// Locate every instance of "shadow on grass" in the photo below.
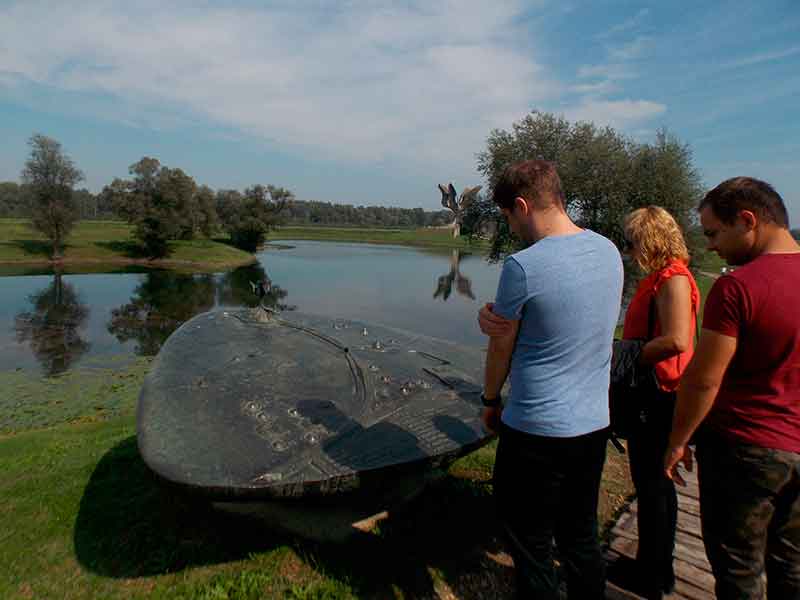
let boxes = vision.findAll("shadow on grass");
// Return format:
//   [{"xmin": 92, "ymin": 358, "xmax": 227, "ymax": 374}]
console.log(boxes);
[
  {"xmin": 94, "ymin": 240, "xmax": 150, "ymax": 259},
  {"xmin": 74, "ymin": 436, "xmax": 291, "ymax": 578},
  {"xmin": 75, "ymin": 436, "xmax": 515, "ymax": 598},
  {"xmin": 12, "ymin": 239, "xmax": 54, "ymax": 257},
  {"xmin": 298, "ymin": 475, "xmax": 516, "ymax": 599}
]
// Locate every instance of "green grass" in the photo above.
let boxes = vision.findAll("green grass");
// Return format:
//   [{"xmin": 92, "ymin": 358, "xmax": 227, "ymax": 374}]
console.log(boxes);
[
  {"xmin": 0, "ymin": 219, "xmax": 255, "ymax": 272},
  {"xmin": 268, "ymin": 226, "xmax": 487, "ymax": 250},
  {"xmin": 0, "ymin": 360, "xmax": 631, "ymax": 600}
]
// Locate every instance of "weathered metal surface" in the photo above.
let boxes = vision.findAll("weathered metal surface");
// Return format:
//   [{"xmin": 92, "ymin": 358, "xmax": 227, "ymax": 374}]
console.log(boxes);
[{"xmin": 137, "ymin": 308, "xmax": 489, "ymax": 500}]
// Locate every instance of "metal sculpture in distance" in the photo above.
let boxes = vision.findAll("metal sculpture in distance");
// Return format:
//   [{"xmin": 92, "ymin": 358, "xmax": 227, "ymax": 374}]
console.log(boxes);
[
  {"xmin": 137, "ymin": 306, "xmax": 491, "ymax": 504},
  {"xmin": 437, "ymin": 182, "xmax": 482, "ymax": 238}
]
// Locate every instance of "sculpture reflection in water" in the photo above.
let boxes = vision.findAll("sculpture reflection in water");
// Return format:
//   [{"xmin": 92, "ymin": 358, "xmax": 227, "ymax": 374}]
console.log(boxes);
[
  {"xmin": 14, "ymin": 272, "xmax": 90, "ymax": 375},
  {"xmin": 433, "ymin": 249, "xmax": 475, "ymax": 301},
  {"xmin": 217, "ymin": 264, "xmax": 292, "ymax": 312},
  {"xmin": 108, "ymin": 265, "xmax": 290, "ymax": 356}
]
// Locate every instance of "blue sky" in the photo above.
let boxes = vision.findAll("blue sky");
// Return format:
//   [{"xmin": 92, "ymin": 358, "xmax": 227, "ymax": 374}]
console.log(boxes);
[{"xmin": 1, "ymin": 1, "xmax": 798, "ymax": 224}]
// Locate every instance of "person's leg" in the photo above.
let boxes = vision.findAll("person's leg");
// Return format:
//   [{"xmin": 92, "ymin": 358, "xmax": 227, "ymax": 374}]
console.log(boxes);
[
  {"xmin": 493, "ymin": 424, "xmax": 562, "ymax": 600},
  {"xmin": 554, "ymin": 428, "xmax": 608, "ymax": 599},
  {"xmin": 626, "ymin": 400, "xmax": 677, "ymax": 598},
  {"xmin": 765, "ymin": 450, "xmax": 800, "ymax": 599},
  {"xmin": 696, "ymin": 435, "xmax": 797, "ymax": 599}
]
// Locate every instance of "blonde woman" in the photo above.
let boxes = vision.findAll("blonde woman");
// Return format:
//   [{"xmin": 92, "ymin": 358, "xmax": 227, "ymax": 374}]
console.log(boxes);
[{"xmin": 621, "ymin": 206, "xmax": 700, "ymax": 599}]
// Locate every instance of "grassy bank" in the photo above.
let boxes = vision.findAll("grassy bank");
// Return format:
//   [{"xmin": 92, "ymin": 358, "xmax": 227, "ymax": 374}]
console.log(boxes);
[
  {"xmin": 0, "ymin": 360, "xmax": 632, "ymax": 600},
  {"xmin": 267, "ymin": 226, "xmax": 487, "ymax": 250},
  {"xmin": 0, "ymin": 219, "xmax": 255, "ymax": 273}
]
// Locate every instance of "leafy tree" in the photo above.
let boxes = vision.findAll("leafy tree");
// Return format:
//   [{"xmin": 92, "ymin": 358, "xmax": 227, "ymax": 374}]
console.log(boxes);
[
  {"xmin": 792, "ymin": 228, "xmax": 800, "ymax": 241},
  {"xmin": 476, "ymin": 111, "xmax": 704, "ymax": 259},
  {"xmin": 195, "ymin": 185, "xmax": 219, "ymax": 237},
  {"xmin": 221, "ymin": 184, "xmax": 293, "ymax": 251},
  {"xmin": 103, "ymin": 158, "xmax": 202, "ymax": 257},
  {"xmin": 0, "ymin": 182, "xmax": 33, "ymax": 217},
  {"xmin": 20, "ymin": 134, "xmax": 84, "ymax": 258}
]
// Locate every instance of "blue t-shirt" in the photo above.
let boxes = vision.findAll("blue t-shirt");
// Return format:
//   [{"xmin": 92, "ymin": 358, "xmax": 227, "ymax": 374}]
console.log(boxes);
[{"xmin": 493, "ymin": 229, "xmax": 623, "ymax": 437}]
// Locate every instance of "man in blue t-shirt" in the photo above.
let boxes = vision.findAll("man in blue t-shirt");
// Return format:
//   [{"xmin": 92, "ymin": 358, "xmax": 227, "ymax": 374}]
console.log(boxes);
[{"xmin": 478, "ymin": 160, "xmax": 623, "ymax": 599}]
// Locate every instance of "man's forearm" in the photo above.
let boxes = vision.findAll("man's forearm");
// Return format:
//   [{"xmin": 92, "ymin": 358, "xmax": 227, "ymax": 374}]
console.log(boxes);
[
  {"xmin": 669, "ymin": 379, "xmax": 719, "ymax": 448},
  {"xmin": 484, "ymin": 336, "xmax": 514, "ymax": 398}
]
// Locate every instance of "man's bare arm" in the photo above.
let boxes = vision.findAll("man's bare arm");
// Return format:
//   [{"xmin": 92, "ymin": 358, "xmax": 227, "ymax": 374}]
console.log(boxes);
[
  {"xmin": 483, "ymin": 320, "xmax": 520, "ymax": 399},
  {"xmin": 481, "ymin": 319, "xmax": 519, "ymax": 433},
  {"xmin": 665, "ymin": 328, "xmax": 737, "ymax": 483}
]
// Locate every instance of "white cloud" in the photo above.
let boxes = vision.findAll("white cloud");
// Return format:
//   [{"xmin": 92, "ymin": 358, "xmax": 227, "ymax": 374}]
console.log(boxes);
[
  {"xmin": 722, "ymin": 46, "xmax": 800, "ymax": 69},
  {"xmin": 608, "ymin": 36, "xmax": 650, "ymax": 61},
  {"xmin": 563, "ymin": 99, "xmax": 666, "ymax": 129},
  {"xmin": 577, "ymin": 63, "xmax": 636, "ymax": 81},
  {"xmin": 0, "ymin": 0, "xmax": 554, "ymax": 175},
  {"xmin": 597, "ymin": 8, "xmax": 649, "ymax": 39}
]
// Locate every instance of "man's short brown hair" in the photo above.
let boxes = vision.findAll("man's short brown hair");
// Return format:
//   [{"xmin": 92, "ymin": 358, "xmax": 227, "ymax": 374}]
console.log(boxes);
[
  {"xmin": 700, "ymin": 177, "xmax": 789, "ymax": 228},
  {"xmin": 492, "ymin": 160, "xmax": 566, "ymax": 210}
]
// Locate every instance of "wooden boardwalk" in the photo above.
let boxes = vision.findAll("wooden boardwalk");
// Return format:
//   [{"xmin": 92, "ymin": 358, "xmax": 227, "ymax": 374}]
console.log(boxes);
[{"xmin": 605, "ymin": 466, "xmax": 716, "ymax": 599}]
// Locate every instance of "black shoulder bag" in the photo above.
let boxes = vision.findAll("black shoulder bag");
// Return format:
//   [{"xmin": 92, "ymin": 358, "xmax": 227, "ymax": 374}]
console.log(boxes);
[{"xmin": 609, "ymin": 297, "xmax": 659, "ymax": 448}]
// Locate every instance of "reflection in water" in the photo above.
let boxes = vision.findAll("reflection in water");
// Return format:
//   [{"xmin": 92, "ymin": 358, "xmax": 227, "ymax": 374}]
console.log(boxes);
[
  {"xmin": 433, "ymin": 250, "xmax": 475, "ymax": 301},
  {"xmin": 14, "ymin": 273, "xmax": 90, "ymax": 375},
  {"xmin": 107, "ymin": 272, "xmax": 217, "ymax": 356},
  {"xmin": 216, "ymin": 264, "xmax": 291, "ymax": 312},
  {"xmin": 107, "ymin": 266, "xmax": 291, "ymax": 356}
]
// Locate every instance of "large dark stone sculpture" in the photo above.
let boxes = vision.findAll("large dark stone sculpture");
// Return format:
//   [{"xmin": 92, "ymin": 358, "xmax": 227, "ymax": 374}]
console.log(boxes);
[{"xmin": 137, "ymin": 308, "xmax": 491, "ymax": 501}]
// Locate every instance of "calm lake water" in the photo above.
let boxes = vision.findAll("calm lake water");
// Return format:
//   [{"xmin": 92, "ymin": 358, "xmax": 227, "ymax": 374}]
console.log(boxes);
[{"xmin": 0, "ymin": 241, "xmax": 503, "ymax": 375}]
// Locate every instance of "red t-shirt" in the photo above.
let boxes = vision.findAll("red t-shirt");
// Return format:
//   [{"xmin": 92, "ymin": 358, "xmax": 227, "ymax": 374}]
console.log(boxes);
[
  {"xmin": 623, "ymin": 260, "xmax": 700, "ymax": 392},
  {"xmin": 703, "ymin": 253, "xmax": 800, "ymax": 452}
]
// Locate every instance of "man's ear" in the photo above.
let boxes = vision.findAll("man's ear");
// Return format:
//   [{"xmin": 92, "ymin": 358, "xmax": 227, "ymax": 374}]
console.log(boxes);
[
  {"xmin": 514, "ymin": 196, "xmax": 529, "ymax": 214},
  {"xmin": 737, "ymin": 209, "xmax": 757, "ymax": 231}
]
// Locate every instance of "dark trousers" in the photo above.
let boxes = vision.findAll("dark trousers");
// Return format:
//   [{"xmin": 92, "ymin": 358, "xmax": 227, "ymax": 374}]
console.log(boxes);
[
  {"xmin": 493, "ymin": 422, "xmax": 608, "ymax": 599},
  {"xmin": 627, "ymin": 392, "xmax": 677, "ymax": 599},
  {"xmin": 696, "ymin": 432, "xmax": 800, "ymax": 600}
]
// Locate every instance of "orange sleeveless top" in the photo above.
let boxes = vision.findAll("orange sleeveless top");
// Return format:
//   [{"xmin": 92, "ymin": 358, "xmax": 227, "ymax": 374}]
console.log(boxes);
[{"xmin": 622, "ymin": 260, "xmax": 700, "ymax": 392}]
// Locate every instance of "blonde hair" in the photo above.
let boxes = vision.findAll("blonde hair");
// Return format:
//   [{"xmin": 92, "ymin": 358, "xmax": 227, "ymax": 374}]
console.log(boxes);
[{"xmin": 624, "ymin": 206, "xmax": 690, "ymax": 272}]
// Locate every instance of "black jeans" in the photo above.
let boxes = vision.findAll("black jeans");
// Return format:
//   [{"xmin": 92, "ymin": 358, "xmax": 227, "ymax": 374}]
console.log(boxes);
[
  {"xmin": 697, "ymin": 431, "xmax": 800, "ymax": 600},
  {"xmin": 493, "ymin": 422, "xmax": 608, "ymax": 599},
  {"xmin": 626, "ymin": 391, "xmax": 677, "ymax": 599}
]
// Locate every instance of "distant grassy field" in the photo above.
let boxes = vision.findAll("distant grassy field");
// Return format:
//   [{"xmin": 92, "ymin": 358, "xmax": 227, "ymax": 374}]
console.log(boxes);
[
  {"xmin": 0, "ymin": 220, "xmax": 484, "ymax": 272},
  {"xmin": 0, "ymin": 219, "xmax": 254, "ymax": 272},
  {"xmin": 268, "ymin": 225, "xmax": 487, "ymax": 250}
]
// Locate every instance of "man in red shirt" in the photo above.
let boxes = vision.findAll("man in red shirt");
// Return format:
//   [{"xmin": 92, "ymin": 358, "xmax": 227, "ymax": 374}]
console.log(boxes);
[{"xmin": 665, "ymin": 177, "xmax": 800, "ymax": 599}]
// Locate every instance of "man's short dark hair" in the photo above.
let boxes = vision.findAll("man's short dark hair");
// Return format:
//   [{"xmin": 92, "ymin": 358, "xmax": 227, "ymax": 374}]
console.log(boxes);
[
  {"xmin": 700, "ymin": 177, "xmax": 789, "ymax": 228},
  {"xmin": 492, "ymin": 160, "xmax": 566, "ymax": 211}
]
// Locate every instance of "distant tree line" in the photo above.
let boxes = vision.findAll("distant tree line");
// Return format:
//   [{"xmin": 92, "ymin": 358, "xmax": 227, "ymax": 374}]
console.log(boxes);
[
  {"xmin": 3, "ymin": 134, "xmax": 454, "ymax": 259},
  {"xmin": 281, "ymin": 200, "xmax": 452, "ymax": 228}
]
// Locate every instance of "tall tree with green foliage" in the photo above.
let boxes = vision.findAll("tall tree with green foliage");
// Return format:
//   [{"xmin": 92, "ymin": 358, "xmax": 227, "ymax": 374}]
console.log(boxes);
[
  {"xmin": 20, "ymin": 134, "xmax": 84, "ymax": 258},
  {"xmin": 103, "ymin": 157, "xmax": 204, "ymax": 258},
  {"xmin": 220, "ymin": 185, "xmax": 293, "ymax": 251},
  {"xmin": 476, "ymin": 111, "xmax": 704, "ymax": 258}
]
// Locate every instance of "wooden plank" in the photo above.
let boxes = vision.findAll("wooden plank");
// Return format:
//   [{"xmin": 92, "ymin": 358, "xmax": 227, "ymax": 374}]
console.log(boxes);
[{"xmin": 674, "ymin": 560, "xmax": 716, "ymax": 595}]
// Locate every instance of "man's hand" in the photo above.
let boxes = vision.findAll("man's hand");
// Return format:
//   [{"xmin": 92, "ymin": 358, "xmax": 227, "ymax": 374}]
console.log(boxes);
[
  {"xmin": 478, "ymin": 303, "xmax": 513, "ymax": 337},
  {"xmin": 664, "ymin": 444, "xmax": 694, "ymax": 487},
  {"xmin": 481, "ymin": 406, "xmax": 503, "ymax": 434}
]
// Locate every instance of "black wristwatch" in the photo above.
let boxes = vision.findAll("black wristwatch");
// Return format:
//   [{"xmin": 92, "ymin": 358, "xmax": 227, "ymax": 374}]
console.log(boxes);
[{"xmin": 481, "ymin": 392, "xmax": 502, "ymax": 407}]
